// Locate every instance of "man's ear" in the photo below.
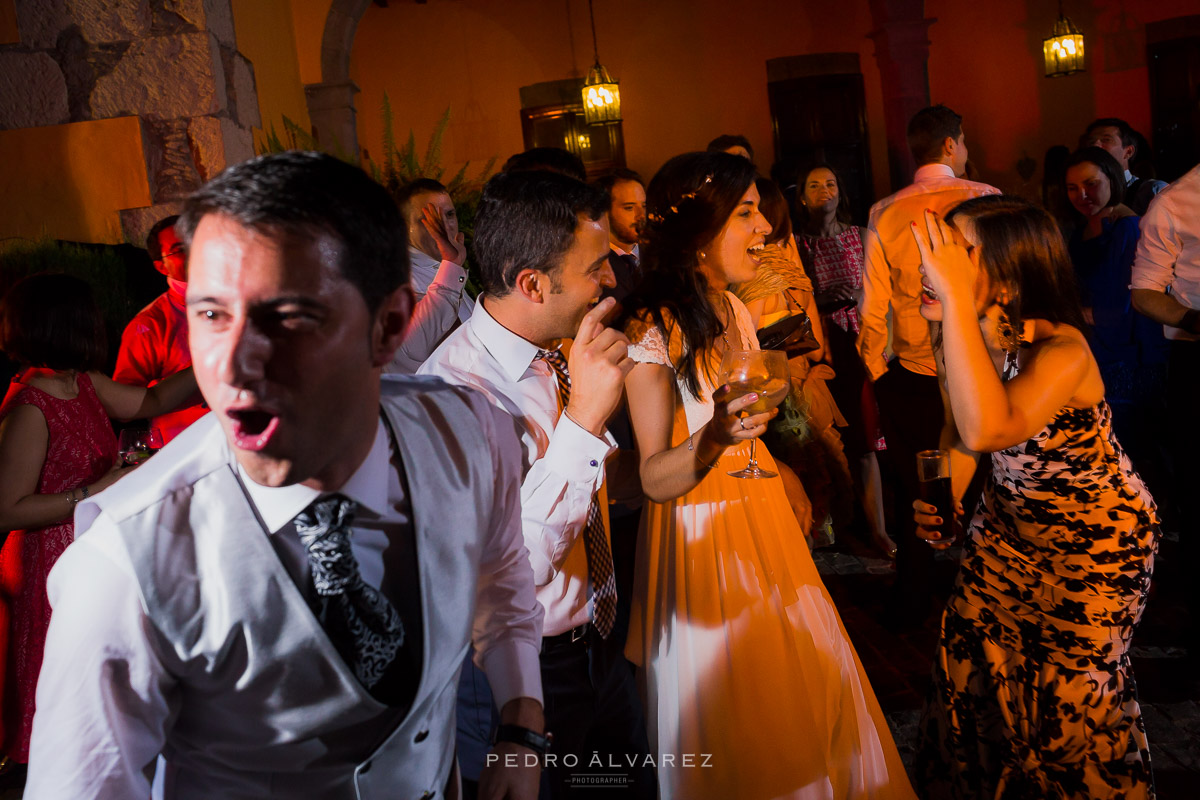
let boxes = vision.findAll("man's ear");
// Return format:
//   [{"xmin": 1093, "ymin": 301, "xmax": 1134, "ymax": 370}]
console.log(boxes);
[
  {"xmin": 513, "ymin": 268, "xmax": 548, "ymax": 304},
  {"xmin": 942, "ymin": 136, "xmax": 958, "ymax": 160},
  {"xmin": 370, "ymin": 285, "xmax": 415, "ymax": 368},
  {"xmin": 1122, "ymin": 144, "xmax": 1136, "ymax": 168}
]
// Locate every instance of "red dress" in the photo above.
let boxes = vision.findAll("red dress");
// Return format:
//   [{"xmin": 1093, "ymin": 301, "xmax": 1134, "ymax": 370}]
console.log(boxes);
[{"xmin": 0, "ymin": 373, "xmax": 116, "ymax": 761}]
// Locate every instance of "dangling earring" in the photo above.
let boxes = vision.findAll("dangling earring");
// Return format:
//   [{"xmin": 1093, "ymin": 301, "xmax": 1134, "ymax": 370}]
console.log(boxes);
[
  {"xmin": 698, "ymin": 251, "xmax": 707, "ymax": 261},
  {"xmin": 996, "ymin": 305, "xmax": 1020, "ymax": 356}
]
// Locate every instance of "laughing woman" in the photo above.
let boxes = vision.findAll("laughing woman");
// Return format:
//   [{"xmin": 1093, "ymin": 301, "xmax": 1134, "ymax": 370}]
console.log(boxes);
[
  {"xmin": 911, "ymin": 196, "xmax": 1159, "ymax": 799},
  {"xmin": 621, "ymin": 151, "xmax": 914, "ymax": 800}
]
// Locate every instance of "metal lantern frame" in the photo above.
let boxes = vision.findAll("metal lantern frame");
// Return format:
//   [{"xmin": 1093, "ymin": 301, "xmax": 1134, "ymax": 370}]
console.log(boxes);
[
  {"xmin": 1043, "ymin": 4, "xmax": 1085, "ymax": 77},
  {"xmin": 581, "ymin": 0, "xmax": 622, "ymax": 124}
]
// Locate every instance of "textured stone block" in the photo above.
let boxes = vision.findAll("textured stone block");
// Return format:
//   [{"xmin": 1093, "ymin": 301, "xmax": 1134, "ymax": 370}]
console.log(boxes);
[
  {"xmin": 162, "ymin": 0, "xmax": 234, "ymax": 45},
  {"xmin": 0, "ymin": 52, "xmax": 70, "ymax": 130},
  {"xmin": 144, "ymin": 117, "xmax": 202, "ymax": 201},
  {"xmin": 91, "ymin": 31, "xmax": 226, "ymax": 120},
  {"xmin": 14, "ymin": 0, "xmax": 151, "ymax": 49},
  {"xmin": 227, "ymin": 50, "xmax": 260, "ymax": 130},
  {"xmin": 120, "ymin": 201, "xmax": 184, "ymax": 248},
  {"xmin": 187, "ymin": 115, "xmax": 253, "ymax": 183}
]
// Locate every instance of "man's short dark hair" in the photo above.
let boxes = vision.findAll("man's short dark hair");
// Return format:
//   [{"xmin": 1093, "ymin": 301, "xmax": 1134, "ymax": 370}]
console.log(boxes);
[
  {"xmin": 706, "ymin": 134, "xmax": 754, "ymax": 162},
  {"xmin": 502, "ymin": 148, "xmax": 588, "ymax": 182},
  {"xmin": 178, "ymin": 152, "xmax": 407, "ymax": 314},
  {"xmin": 593, "ymin": 168, "xmax": 644, "ymax": 198},
  {"xmin": 907, "ymin": 105, "xmax": 963, "ymax": 166},
  {"xmin": 0, "ymin": 273, "xmax": 107, "ymax": 371},
  {"xmin": 1085, "ymin": 117, "xmax": 1137, "ymax": 155},
  {"xmin": 146, "ymin": 214, "xmax": 180, "ymax": 261},
  {"xmin": 395, "ymin": 178, "xmax": 449, "ymax": 220},
  {"xmin": 474, "ymin": 171, "xmax": 608, "ymax": 297}
]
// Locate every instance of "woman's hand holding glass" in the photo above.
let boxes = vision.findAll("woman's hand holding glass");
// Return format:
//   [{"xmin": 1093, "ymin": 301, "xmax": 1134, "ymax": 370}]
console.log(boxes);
[{"xmin": 913, "ymin": 497, "xmax": 966, "ymax": 550}]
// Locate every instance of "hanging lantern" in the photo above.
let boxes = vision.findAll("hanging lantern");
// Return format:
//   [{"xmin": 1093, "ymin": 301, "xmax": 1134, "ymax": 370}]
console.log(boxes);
[
  {"xmin": 581, "ymin": 0, "xmax": 622, "ymax": 125},
  {"xmin": 1043, "ymin": 2, "xmax": 1085, "ymax": 77}
]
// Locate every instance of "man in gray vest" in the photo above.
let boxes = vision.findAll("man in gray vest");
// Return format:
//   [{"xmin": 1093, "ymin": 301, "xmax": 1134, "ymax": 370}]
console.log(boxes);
[{"xmin": 25, "ymin": 152, "xmax": 545, "ymax": 799}]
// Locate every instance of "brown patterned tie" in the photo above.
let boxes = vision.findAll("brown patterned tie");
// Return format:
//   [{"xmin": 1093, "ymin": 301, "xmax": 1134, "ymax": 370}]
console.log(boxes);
[{"xmin": 538, "ymin": 348, "xmax": 617, "ymax": 638}]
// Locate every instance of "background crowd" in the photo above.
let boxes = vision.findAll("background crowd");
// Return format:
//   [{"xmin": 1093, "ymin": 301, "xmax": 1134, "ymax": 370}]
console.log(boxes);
[{"xmin": 0, "ymin": 98, "xmax": 1196, "ymax": 800}]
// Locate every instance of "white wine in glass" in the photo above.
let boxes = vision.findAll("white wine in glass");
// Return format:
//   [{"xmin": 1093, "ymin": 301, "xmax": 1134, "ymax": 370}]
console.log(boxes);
[{"xmin": 717, "ymin": 349, "xmax": 790, "ymax": 479}]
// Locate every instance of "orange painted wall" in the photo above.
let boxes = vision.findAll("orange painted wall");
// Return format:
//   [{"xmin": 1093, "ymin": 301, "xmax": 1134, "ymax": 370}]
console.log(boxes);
[
  {"xmin": 926, "ymin": 0, "xmax": 1198, "ymax": 194},
  {"xmin": 233, "ymin": 0, "xmax": 312, "ymax": 140},
  {"xmin": 349, "ymin": 0, "xmax": 892, "ymax": 199},
  {"xmin": 289, "ymin": 0, "xmax": 332, "ymax": 86},
  {"xmin": 0, "ymin": 117, "xmax": 151, "ymax": 244}
]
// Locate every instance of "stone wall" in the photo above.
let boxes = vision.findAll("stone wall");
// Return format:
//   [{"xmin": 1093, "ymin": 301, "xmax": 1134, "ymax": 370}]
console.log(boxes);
[{"xmin": 0, "ymin": 0, "xmax": 261, "ymax": 244}]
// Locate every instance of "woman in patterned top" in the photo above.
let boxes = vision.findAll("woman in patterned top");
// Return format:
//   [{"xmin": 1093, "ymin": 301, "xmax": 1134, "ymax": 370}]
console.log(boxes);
[
  {"xmin": 911, "ymin": 195, "xmax": 1159, "ymax": 799},
  {"xmin": 797, "ymin": 165, "xmax": 894, "ymax": 558}
]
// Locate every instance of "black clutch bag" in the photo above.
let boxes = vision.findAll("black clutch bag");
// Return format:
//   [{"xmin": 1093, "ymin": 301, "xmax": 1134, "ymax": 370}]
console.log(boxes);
[{"xmin": 756, "ymin": 311, "xmax": 819, "ymax": 355}]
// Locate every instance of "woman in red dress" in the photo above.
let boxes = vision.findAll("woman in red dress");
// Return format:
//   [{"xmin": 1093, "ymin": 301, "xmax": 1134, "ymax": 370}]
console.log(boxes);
[{"xmin": 0, "ymin": 274, "xmax": 196, "ymax": 765}]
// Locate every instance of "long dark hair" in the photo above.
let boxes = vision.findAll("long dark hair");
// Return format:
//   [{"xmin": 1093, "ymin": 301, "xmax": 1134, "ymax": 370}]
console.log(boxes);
[
  {"xmin": 0, "ymin": 273, "xmax": 107, "ymax": 371},
  {"xmin": 624, "ymin": 151, "xmax": 757, "ymax": 398},
  {"xmin": 945, "ymin": 195, "xmax": 1089, "ymax": 335},
  {"xmin": 1063, "ymin": 146, "xmax": 1127, "ymax": 214}
]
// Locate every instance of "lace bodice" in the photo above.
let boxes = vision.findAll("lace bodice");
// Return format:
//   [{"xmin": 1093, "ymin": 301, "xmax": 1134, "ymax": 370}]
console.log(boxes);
[{"xmin": 625, "ymin": 293, "xmax": 760, "ymax": 436}]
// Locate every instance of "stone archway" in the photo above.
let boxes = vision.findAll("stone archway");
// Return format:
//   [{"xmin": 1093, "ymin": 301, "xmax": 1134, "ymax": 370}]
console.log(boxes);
[{"xmin": 304, "ymin": 0, "xmax": 372, "ymax": 157}]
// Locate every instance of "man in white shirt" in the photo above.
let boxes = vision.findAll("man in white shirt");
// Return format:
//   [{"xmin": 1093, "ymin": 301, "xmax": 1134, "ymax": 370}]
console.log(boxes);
[
  {"xmin": 1083, "ymin": 118, "xmax": 1168, "ymax": 216},
  {"xmin": 1131, "ymin": 162, "xmax": 1200, "ymax": 657},
  {"xmin": 421, "ymin": 170, "xmax": 653, "ymax": 798},
  {"xmin": 26, "ymin": 152, "xmax": 545, "ymax": 800},
  {"xmin": 858, "ymin": 104, "xmax": 999, "ymax": 620},
  {"xmin": 388, "ymin": 178, "xmax": 474, "ymax": 373}
]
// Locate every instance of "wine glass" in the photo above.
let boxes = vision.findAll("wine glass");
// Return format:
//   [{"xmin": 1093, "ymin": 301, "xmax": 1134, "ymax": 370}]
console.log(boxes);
[
  {"xmin": 717, "ymin": 349, "xmax": 790, "ymax": 479},
  {"xmin": 118, "ymin": 427, "xmax": 164, "ymax": 465}
]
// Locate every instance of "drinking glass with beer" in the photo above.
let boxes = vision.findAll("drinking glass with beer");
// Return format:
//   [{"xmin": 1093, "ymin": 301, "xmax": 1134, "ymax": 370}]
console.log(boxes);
[{"xmin": 915, "ymin": 449, "xmax": 955, "ymax": 545}]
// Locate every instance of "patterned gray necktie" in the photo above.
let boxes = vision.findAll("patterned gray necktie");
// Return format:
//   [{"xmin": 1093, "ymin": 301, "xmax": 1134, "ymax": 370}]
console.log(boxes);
[
  {"xmin": 538, "ymin": 348, "xmax": 618, "ymax": 639},
  {"xmin": 294, "ymin": 495, "xmax": 404, "ymax": 690}
]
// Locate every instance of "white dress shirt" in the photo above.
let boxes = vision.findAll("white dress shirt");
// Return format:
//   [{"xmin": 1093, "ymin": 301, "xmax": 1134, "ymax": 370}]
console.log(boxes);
[
  {"xmin": 26, "ymin": 414, "xmax": 541, "ymax": 798},
  {"xmin": 388, "ymin": 251, "xmax": 475, "ymax": 374},
  {"xmin": 858, "ymin": 163, "xmax": 999, "ymax": 380},
  {"xmin": 1131, "ymin": 164, "xmax": 1200, "ymax": 341},
  {"xmin": 419, "ymin": 301, "xmax": 616, "ymax": 637}
]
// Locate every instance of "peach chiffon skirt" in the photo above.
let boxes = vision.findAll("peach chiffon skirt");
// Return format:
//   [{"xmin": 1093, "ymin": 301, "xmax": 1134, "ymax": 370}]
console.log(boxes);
[{"xmin": 627, "ymin": 438, "xmax": 915, "ymax": 799}]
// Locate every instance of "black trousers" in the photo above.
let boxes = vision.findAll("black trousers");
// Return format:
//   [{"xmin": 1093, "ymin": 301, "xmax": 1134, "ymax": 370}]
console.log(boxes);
[
  {"xmin": 873, "ymin": 360, "xmax": 945, "ymax": 608},
  {"xmin": 538, "ymin": 628, "xmax": 655, "ymax": 799},
  {"xmin": 1167, "ymin": 340, "xmax": 1200, "ymax": 646}
]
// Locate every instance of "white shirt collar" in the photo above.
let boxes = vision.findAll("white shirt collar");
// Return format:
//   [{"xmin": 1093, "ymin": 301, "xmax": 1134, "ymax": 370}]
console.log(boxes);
[
  {"xmin": 610, "ymin": 242, "xmax": 640, "ymax": 260},
  {"xmin": 1124, "ymin": 169, "xmax": 1135, "ymax": 184},
  {"xmin": 238, "ymin": 418, "xmax": 391, "ymax": 534},
  {"xmin": 468, "ymin": 299, "xmax": 549, "ymax": 383},
  {"xmin": 914, "ymin": 163, "xmax": 957, "ymax": 181}
]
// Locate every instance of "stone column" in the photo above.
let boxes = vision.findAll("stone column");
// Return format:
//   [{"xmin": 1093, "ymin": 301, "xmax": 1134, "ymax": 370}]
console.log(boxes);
[
  {"xmin": 2, "ymin": 0, "xmax": 262, "ymax": 245},
  {"xmin": 304, "ymin": 79, "xmax": 359, "ymax": 158},
  {"xmin": 868, "ymin": 0, "xmax": 935, "ymax": 193}
]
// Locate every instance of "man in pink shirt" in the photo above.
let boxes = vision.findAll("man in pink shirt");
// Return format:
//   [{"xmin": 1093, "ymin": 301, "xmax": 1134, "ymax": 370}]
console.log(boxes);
[
  {"xmin": 113, "ymin": 216, "xmax": 208, "ymax": 442},
  {"xmin": 858, "ymin": 105, "xmax": 998, "ymax": 620}
]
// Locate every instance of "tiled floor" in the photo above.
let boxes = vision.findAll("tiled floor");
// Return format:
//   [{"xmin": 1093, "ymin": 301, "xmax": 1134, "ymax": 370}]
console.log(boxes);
[{"xmin": 813, "ymin": 528, "xmax": 1200, "ymax": 797}]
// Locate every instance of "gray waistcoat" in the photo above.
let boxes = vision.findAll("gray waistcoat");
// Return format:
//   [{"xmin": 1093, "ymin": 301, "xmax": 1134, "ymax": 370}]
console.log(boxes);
[{"xmin": 109, "ymin": 379, "xmax": 496, "ymax": 799}]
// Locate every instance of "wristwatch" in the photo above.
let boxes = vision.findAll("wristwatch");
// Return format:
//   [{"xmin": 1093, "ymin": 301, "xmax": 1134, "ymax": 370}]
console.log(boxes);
[{"xmin": 493, "ymin": 724, "xmax": 553, "ymax": 755}]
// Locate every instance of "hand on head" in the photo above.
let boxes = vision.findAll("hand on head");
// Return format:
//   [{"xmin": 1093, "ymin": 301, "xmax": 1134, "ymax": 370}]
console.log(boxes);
[
  {"xmin": 420, "ymin": 202, "xmax": 467, "ymax": 265},
  {"xmin": 564, "ymin": 297, "xmax": 634, "ymax": 437},
  {"xmin": 911, "ymin": 209, "xmax": 979, "ymax": 305}
]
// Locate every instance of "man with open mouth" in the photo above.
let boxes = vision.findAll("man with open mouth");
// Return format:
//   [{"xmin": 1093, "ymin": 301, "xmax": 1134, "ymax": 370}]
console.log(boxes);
[{"xmin": 25, "ymin": 152, "xmax": 546, "ymax": 800}]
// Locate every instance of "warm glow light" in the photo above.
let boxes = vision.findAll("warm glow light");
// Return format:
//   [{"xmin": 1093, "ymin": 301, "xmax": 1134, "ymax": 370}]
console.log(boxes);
[
  {"xmin": 582, "ymin": 63, "xmax": 622, "ymax": 125},
  {"xmin": 1043, "ymin": 9, "xmax": 1085, "ymax": 77}
]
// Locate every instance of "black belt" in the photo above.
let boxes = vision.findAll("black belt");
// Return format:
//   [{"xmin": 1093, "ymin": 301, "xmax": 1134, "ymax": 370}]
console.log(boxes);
[{"xmin": 542, "ymin": 622, "xmax": 590, "ymax": 649}]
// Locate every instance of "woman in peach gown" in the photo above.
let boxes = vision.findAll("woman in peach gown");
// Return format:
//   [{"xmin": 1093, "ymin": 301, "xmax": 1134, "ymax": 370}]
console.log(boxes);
[{"xmin": 621, "ymin": 151, "xmax": 914, "ymax": 800}]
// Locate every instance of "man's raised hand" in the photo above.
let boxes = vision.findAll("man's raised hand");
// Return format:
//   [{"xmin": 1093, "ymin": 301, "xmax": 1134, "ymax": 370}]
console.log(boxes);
[{"xmin": 564, "ymin": 297, "xmax": 634, "ymax": 438}]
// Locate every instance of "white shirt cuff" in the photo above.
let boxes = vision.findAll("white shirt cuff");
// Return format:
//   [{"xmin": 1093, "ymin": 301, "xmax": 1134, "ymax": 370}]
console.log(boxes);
[
  {"xmin": 543, "ymin": 414, "xmax": 616, "ymax": 485},
  {"xmin": 479, "ymin": 639, "xmax": 544, "ymax": 709}
]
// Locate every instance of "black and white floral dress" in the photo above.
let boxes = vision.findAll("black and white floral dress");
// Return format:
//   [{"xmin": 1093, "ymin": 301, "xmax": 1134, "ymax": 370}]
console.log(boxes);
[{"xmin": 916, "ymin": 355, "xmax": 1160, "ymax": 799}]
